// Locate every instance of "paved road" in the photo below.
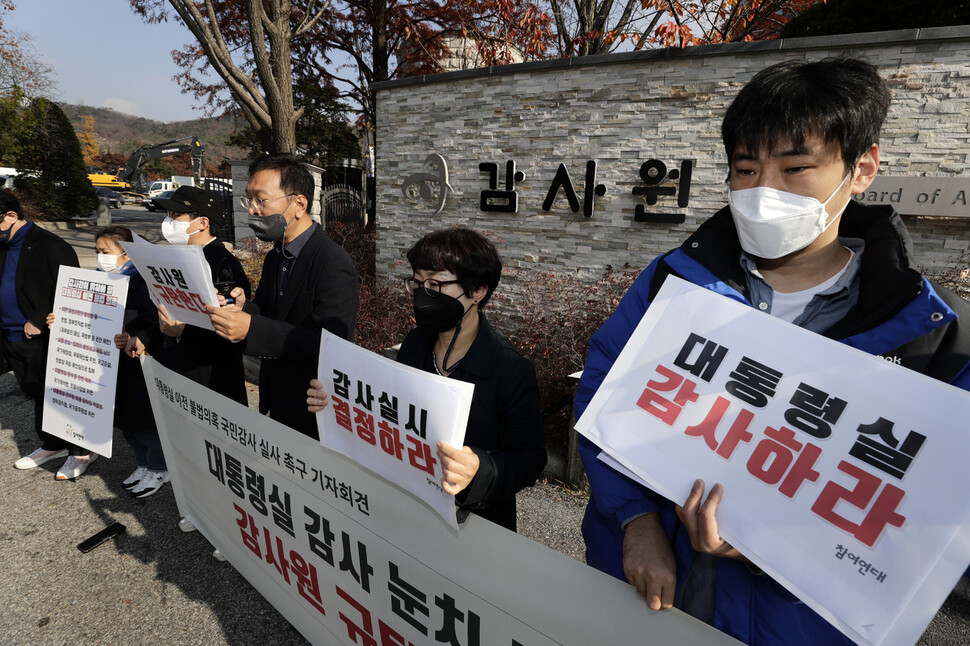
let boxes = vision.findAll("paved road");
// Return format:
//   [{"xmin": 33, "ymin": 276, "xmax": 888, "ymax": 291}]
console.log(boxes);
[
  {"xmin": 4, "ymin": 206, "xmax": 969, "ymax": 644},
  {"xmin": 43, "ymin": 207, "xmax": 168, "ymax": 270}
]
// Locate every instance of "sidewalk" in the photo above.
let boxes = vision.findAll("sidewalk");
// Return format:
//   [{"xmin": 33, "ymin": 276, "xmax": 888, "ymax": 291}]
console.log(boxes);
[{"xmin": 8, "ymin": 210, "xmax": 969, "ymax": 644}]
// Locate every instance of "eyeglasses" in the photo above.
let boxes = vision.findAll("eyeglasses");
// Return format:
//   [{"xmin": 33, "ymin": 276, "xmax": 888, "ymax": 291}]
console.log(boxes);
[
  {"xmin": 402, "ymin": 276, "xmax": 461, "ymax": 297},
  {"xmin": 238, "ymin": 194, "xmax": 295, "ymax": 212}
]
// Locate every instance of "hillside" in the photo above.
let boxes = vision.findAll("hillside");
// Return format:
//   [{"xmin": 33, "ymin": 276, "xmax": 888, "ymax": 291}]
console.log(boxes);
[{"xmin": 60, "ymin": 103, "xmax": 248, "ymax": 169}]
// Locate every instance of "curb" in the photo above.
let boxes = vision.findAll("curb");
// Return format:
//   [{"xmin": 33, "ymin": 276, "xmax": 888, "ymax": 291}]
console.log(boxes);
[{"xmin": 34, "ymin": 218, "xmax": 99, "ymax": 231}]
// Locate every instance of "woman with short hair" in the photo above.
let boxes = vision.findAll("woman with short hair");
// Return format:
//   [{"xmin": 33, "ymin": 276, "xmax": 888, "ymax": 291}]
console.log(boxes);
[{"xmin": 309, "ymin": 227, "xmax": 546, "ymax": 531}]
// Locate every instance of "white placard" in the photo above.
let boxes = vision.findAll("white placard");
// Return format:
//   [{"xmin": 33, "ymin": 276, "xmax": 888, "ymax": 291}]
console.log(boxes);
[
  {"xmin": 141, "ymin": 355, "xmax": 738, "ymax": 646},
  {"xmin": 317, "ymin": 330, "xmax": 472, "ymax": 530},
  {"xmin": 577, "ymin": 275, "xmax": 970, "ymax": 646},
  {"xmin": 122, "ymin": 241, "xmax": 217, "ymax": 330},
  {"xmin": 42, "ymin": 266, "xmax": 129, "ymax": 456}
]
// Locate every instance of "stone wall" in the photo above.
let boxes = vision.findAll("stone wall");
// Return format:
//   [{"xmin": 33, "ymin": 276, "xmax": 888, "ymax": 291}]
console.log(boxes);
[{"xmin": 373, "ymin": 27, "xmax": 970, "ymax": 283}]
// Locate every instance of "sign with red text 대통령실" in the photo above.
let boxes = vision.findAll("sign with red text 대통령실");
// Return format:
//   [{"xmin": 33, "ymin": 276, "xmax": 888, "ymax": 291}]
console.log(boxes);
[{"xmin": 576, "ymin": 275, "xmax": 970, "ymax": 646}]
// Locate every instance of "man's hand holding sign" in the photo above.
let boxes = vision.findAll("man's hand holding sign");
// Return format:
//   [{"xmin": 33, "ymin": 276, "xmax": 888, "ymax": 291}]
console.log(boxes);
[
  {"xmin": 206, "ymin": 286, "xmax": 251, "ymax": 342},
  {"xmin": 308, "ymin": 377, "xmax": 481, "ymax": 498},
  {"xmin": 575, "ymin": 58, "xmax": 970, "ymax": 646},
  {"xmin": 578, "ymin": 275, "xmax": 970, "ymax": 646}
]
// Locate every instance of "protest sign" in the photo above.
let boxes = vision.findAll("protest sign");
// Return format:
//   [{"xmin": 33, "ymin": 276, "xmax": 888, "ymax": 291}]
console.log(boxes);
[
  {"xmin": 317, "ymin": 330, "xmax": 472, "ymax": 529},
  {"xmin": 577, "ymin": 275, "xmax": 970, "ymax": 646},
  {"xmin": 42, "ymin": 266, "xmax": 129, "ymax": 456},
  {"xmin": 141, "ymin": 355, "xmax": 736, "ymax": 646},
  {"xmin": 122, "ymin": 241, "xmax": 216, "ymax": 330}
]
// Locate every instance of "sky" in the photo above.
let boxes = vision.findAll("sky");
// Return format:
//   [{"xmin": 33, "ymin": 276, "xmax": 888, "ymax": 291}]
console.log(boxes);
[{"xmin": 8, "ymin": 1, "xmax": 209, "ymax": 123}]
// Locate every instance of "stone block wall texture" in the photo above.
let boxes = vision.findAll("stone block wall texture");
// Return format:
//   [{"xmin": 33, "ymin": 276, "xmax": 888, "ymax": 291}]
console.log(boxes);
[{"xmin": 374, "ymin": 28, "xmax": 970, "ymax": 288}]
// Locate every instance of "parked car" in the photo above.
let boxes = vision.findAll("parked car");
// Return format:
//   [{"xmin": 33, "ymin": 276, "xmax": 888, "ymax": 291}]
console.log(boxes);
[
  {"xmin": 143, "ymin": 190, "xmax": 177, "ymax": 211},
  {"xmin": 95, "ymin": 186, "xmax": 125, "ymax": 209}
]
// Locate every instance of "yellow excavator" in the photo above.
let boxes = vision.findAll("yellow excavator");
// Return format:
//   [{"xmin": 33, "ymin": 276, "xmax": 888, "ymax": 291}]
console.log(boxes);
[{"xmin": 87, "ymin": 136, "xmax": 205, "ymax": 194}]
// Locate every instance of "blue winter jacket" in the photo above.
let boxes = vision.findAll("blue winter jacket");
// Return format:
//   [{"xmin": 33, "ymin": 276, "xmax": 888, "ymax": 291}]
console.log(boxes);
[{"xmin": 575, "ymin": 202, "xmax": 970, "ymax": 646}]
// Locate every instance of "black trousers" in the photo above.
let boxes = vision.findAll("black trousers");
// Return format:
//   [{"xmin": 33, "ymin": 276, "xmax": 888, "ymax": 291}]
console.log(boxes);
[{"xmin": 2, "ymin": 332, "xmax": 87, "ymax": 456}]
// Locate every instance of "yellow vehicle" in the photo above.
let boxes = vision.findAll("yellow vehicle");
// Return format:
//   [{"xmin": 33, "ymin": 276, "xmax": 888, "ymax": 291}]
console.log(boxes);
[{"xmin": 87, "ymin": 171, "xmax": 131, "ymax": 190}]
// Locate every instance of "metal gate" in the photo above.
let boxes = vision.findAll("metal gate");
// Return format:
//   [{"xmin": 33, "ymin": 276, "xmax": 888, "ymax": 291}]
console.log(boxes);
[
  {"xmin": 321, "ymin": 160, "xmax": 366, "ymax": 226},
  {"xmin": 203, "ymin": 177, "xmax": 235, "ymax": 243},
  {"xmin": 322, "ymin": 185, "xmax": 365, "ymax": 226}
]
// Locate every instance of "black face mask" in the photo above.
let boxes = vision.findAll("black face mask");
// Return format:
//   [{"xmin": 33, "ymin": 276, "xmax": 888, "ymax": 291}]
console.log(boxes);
[
  {"xmin": 0, "ymin": 223, "xmax": 13, "ymax": 245},
  {"xmin": 248, "ymin": 211, "xmax": 288, "ymax": 242},
  {"xmin": 412, "ymin": 289, "xmax": 466, "ymax": 334}
]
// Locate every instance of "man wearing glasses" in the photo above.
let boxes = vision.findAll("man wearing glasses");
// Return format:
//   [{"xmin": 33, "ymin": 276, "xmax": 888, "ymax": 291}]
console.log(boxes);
[{"xmin": 208, "ymin": 154, "xmax": 359, "ymax": 439}]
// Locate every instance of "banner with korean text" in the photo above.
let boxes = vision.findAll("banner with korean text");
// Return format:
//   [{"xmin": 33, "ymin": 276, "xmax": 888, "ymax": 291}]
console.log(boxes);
[
  {"xmin": 141, "ymin": 356, "xmax": 737, "ymax": 646},
  {"xmin": 122, "ymin": 241, "xmax": 216, "ymax": 330},
  {"xmin": 42, "ymin": 266, "xmax": 129, "ymax": 457},
  {"xmin": 576, "ymin": 275, "xmax": 970, "ymax": 646},
  {"xmin": 317, "ymin": 330, "xmax": 472, "ymax": 530}
]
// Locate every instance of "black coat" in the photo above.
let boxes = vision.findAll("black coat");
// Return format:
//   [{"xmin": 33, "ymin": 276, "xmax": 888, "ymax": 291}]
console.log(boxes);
[
  {"xmin": 396, "ymin": 314, "xmax": 546, "ymax": 531},
  {"xmin": 0, "ymin": 223, "xmax": 79, "ymax": 375},
  {"xmin": 169, "ymin": 240, "xmax": 251, "ymax": 405},
  {"xmin": 115, "ymin": 270, "xmax": 162, "ymax": 431},
  {"xmin": 244, "ymin": 225, "xmax": 359, "ymax": 437}
]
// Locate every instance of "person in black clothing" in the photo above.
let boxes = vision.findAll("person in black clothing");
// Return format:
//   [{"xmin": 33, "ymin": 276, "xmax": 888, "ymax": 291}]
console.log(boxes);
[
  {"xmin": 208, "ymin": 155, "xmax": 359, "ymax": 439},
  {"xmin": 89, "ymin": 226, "xmax": 170, "ymax": 498},
  {"xmin": 308, "ymin": 227, "xmax": 546, "ymax": 531},
  {"xmin": 3, "ymin": 192, "xmax": 93, "ymax": 480},
  {"xmin": 153, "ymin": 186, "xmax": 251, "ymax": 405}
]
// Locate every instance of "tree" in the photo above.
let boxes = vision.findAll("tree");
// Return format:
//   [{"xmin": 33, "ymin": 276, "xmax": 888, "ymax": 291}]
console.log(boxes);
[
  {"xmin": 0, "ymin": 85, "xmax": 26, "ymax": 164},
  {"xmin": 296, "ymin": 0, "xmax": 553, "ymax": 129},
  {"xmin": 781, "ymin": 0, "xmax": 970, "ymax": 38},
  {"xmin": 13, "ymin": 98, "xmax": 97, "ymax": 220},
  {"xmin": 78, "ymin": 115, "xmax": 99, "ymax": 167},
  {"xmin": 91, "ymin": 150, "xmax": 129, "ymax": 175},
  {"xmin": 134, "ymin": 0, "xmax": 552, "ymax": 136},
  {"xmin": 229, "ymin": 79, "xmax": 361, "ymax": 168},
  {"xmin": 547, "ymin": 0, "xmax": 665, "ymax": 56},
  {"xmin": 131, "ymin": 0, "xmax": 332, "ymax": 154},
  {"xmin": 0, "ymin": 2, "xmax": 58, "ymax": 98},
  {"xmin": 546, "ymin": 0, "xmax": 823, "ymax": 56}
]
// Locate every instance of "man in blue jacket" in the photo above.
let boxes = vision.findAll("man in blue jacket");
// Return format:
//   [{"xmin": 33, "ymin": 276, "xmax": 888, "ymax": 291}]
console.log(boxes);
[{"xmin": 576, "ymin": 58, "xmax": 970, "ymax": 645}]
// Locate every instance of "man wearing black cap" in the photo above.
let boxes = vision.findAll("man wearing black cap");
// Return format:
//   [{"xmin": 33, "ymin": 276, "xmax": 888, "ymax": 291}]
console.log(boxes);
[{"xmin": 153, "ymin": 186, "xmax": 251, "ymax": 405}]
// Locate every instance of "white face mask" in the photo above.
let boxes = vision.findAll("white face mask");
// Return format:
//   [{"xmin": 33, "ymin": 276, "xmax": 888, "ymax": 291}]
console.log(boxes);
[
  {"xmin": 728, "ymin": 174, "xmax": 852, "ymax": 259},
  {"xmin": 161, "ymin": 216, "xmax": 200, "ymax": 246},
  {"xmin": 97, "ymin": 254, "xmax": 120, "ymax": 273}
]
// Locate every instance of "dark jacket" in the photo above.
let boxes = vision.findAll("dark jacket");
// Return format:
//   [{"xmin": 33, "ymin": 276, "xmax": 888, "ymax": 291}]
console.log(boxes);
[
  {"xmin": 115, "ymin": 269, "xmax": 163, "ymax": 431},
  {"xmin": 0, "ymin": 223, "xmax": 79, "ymax": 374},
  {"xmin": 397, "ymin": 314, "xmax": 546, "ymax": 531},
  {"xmin": 575, "ymin": 202, "xmax": 970, "ymax": 646},
  {"xmin": 244, "ymin": 225, "xmax": 359, "ymax": 438},
  {"xmin": 170, "ymin": 239, "xmax": 251, "ymax": 405}
]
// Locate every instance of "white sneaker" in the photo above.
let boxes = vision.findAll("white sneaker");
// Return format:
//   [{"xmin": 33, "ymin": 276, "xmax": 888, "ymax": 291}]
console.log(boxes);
[
  {"xmin": 212, "ymin": 549, "xmax": 227, "ymax": 562},
  {"xmin": 14, "ymin": 448, "xmax": 68, "ymax": 469},
  {"xmin": 178, "ymin": 517, "xmax": 197, "ymax": 533},
  {"xmin": 55, "ymin": 454, "xmax": 98, "ymax": 480},
  {"xmin": 122, "ymin": 466, "xmax": 150, "ymax": 490},
  {"xmin": 131, "ymin": 470, "xmax": 169, "ymax": 499}
]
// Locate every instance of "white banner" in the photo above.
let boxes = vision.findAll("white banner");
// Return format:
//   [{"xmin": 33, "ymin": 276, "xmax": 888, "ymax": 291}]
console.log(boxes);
[
  {"xmin": 577, "ymin": 275, "xmax": 970, "ymax": 646},
  {"xmin": 141, "ymin": 355, "xmax": 737, "ymax": 646},
  {"xmin": 122, "ymin": 241, "xmax": 216, "ymax": 330},
  {"xmin": 42, "ymin": 266, "xmax": 129, "ymax": 457},
  {"xmin": 318, "ymin": 330, "xmax": 472, "ymax": 530}
]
